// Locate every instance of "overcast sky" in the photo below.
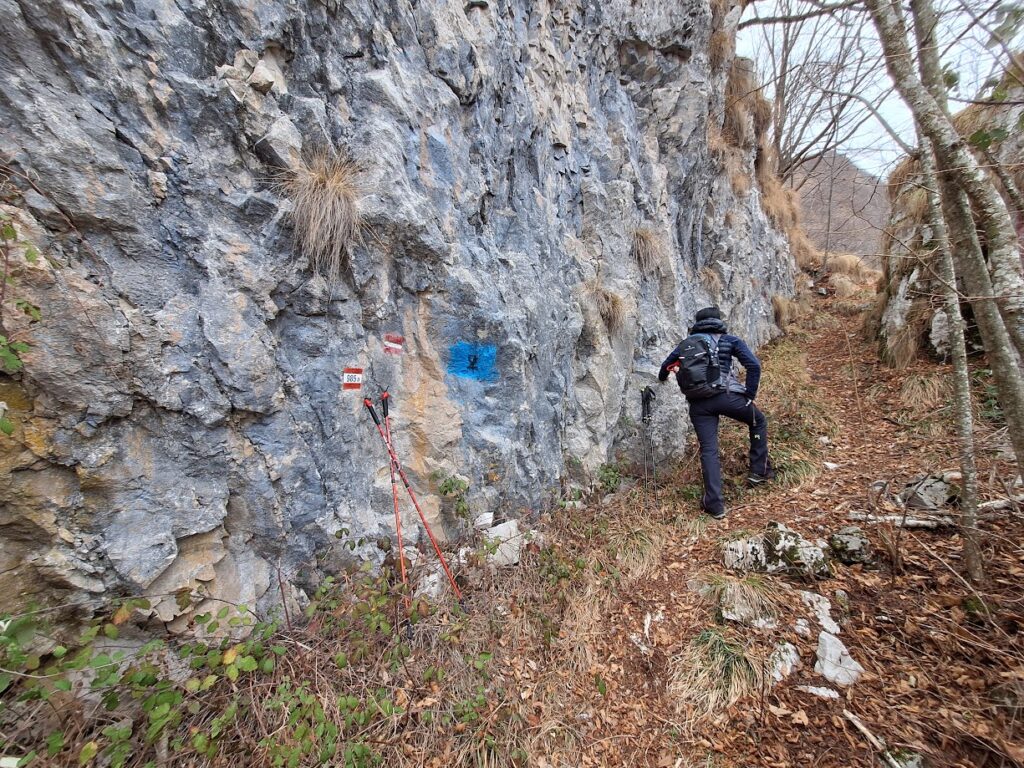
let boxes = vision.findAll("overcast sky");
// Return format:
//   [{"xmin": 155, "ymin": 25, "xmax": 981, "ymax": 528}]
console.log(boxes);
[{"xmin": 735, "ymin": 0, "xmax": 1014, "ymax": 180}]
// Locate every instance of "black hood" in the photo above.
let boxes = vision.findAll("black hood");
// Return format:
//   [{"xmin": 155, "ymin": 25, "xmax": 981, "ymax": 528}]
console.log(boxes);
[{"xmin": 689, "ymin": 317, "xmax": 728, "ymax": 335}]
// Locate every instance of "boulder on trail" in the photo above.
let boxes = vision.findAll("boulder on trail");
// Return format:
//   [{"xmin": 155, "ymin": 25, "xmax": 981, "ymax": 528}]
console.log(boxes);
[
  {"xmin": 723, "ymin": 523, "xmax": 831, "ymax": 578},
  {"xmin": 814, "ymin": 631, "xmax": 865, "ymax": 687},
  {"xmin": 900, "ymin": 472, "xmax": 960, "ymax": 510},
  {"xmin": 829, "ymin": 526, "xmax": 873, "ymax": 565}
]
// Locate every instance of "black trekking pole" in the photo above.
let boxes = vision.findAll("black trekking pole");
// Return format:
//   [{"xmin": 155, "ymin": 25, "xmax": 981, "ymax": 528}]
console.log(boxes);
[
  {"xmin": 641, "ymin": 386, "xmax": 659, "ymax": 507},
  {"xmin": 380, "ymin": 392, "xmax": 410, "ymax": 607},
  {"xmin": 363, "ymin": 398, "xmax": 464, "ymax": 601}
]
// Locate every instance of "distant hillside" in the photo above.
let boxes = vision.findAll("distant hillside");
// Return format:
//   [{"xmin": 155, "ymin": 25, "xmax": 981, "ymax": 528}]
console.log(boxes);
[{"xmin": 791, "ymin": 152, "xmax": 889, "ymax": 266}]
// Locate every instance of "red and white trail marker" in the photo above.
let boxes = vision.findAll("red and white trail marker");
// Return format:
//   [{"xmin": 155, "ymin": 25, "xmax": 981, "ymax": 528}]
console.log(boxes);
[
  {"xmin": 342, "ymin": 367, "xmax": 363, "ymax": 391},
  {"xmin": 383, "ymin": 333, "xmax": 404, "ymax": 356}
]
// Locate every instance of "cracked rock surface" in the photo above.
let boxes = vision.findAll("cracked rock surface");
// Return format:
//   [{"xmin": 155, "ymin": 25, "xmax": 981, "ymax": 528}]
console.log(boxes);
[{"xmin": 0, "ymin": 0, "xmax": 793, "ymax": 617}]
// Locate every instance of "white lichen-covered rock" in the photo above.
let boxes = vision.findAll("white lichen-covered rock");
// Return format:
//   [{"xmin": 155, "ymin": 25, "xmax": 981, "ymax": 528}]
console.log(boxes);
[
  {"xmin": 801, "ymin": 590, "xmax": 841, "ymax": 634},
  {"xmin": 893, "ymin": 751, "xmax": 925, "ymax": 768},
  {"xmin": 770, "ymin": 642, "xmax": 801, "ymax": 682},
  {"xmin": 900, "ymin": 473, "xmax": 960, "ymax": 510},
  {"xmin": 724, "ymin": 523, "xmax": 831, "ymax": 578},
  {"xmin": 814, "ymin": 631, "xmax": 865, "ymax": 687},
  {"xmin": 484, "ymin": 520, "xmax": 524, "ymax": 567},
  {"xmin": 829, "ymin": 526, "xmax": 872, "ymax": 565},
  {"xmin": 796, "ymin": 685, "xmax": 840, "ymax": 700}
]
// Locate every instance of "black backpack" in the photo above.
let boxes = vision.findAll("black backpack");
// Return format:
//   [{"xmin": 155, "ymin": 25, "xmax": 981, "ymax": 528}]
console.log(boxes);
[{"xmin": 675, "ymin": 333, "xmax": 726, "ymax": 399}]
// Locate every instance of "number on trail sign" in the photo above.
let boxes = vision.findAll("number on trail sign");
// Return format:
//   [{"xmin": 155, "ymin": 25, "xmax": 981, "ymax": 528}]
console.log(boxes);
[{"xmin": 342, "ymin": 368, "xmax": 363, "ymax": 391}]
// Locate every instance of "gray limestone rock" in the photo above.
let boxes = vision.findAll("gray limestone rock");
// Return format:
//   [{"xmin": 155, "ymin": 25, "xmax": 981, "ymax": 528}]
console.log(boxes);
[
  {"xmin": 900, "ymin": 472, "xmax": 960, "ymax": 511},
  {"xmin": 0, "ymin": 0, "xmax": 794, "ymax": 620},
  {"xmin": 829, "ymin": 525, "xmax": 873, "ymax": 565},
  {"xmin": 769, "ymin": 641, "xmax": 801, "ymax": 682},
  {"xmin": 724, "ymin": 523, "xmax": 832, "ymax": 578},
  {"xmin": 814, "ymin": 631, "xmax": 865, "ymax": 687}
]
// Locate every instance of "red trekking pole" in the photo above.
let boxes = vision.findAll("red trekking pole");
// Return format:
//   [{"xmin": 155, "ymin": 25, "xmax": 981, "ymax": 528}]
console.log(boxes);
[
  {"xmin": 381, "ymin": 392, "xmax": 410, "ymax": 606},
  {"xmin": 363, "ymin": 397, "xmax": 464, "ymax": 601}
]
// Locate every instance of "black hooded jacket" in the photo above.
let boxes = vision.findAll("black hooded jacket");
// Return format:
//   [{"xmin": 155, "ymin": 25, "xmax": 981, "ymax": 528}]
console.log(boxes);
[{"xmin": 657, "ymin": 318, "xmax": 762, "ymax": 399}]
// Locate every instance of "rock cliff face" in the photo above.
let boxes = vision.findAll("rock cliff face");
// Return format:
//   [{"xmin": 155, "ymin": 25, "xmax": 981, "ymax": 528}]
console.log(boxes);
[
  {"xmin": 0, "ymin": 0, "xmax": 793, "ymax": 620},
  {"xmin": 872, "ymin": 85, "xmax": 1024, "ymax": 367}
]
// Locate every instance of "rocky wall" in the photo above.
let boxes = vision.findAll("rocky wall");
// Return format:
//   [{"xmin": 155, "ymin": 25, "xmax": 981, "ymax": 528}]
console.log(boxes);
[{"xmin": 0, "ymin": 0, "xmax": 794, "ymax": 621}]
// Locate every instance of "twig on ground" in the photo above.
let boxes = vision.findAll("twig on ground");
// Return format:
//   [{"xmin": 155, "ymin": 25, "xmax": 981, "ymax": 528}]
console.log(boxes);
[
  {"xmin": 847, "ymin": 512, "xmax": 955, "ymax": 528},
  {"xmin": 843, "ymin": 709, "xmax": 903, "ymax": 768}
]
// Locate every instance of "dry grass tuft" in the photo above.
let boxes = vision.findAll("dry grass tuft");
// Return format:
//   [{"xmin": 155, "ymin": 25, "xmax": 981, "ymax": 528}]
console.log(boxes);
[
  {"xmin": 826, "ymin": 253, "xmax": 870, "ymax": 280},
  {"xmin": 591, "ymin": 282, "xmax": 627, "ymax": 332},
  {"xmin": 709, "ymin": 29, "xmax": 732, "ymax": 72},
  {"xmin": 699, "ymin": 265, "xmax": 724, "ymax": 297},
  {"xmin": 697, "ymin": 572, "xmax": 781, "ymax": 622},
  {"xmin": 834, "ymin": 298, "xmax": 871, "ymax": 317},
  {"xmin": 878, "ymin": 298, "xmax": 934, "ymax": 369},
  {"xmin": 632, "ymin": 226, "xmax": 666, "ymax": 273},
  {"xmin": 861, "ymin": 290, "xmax": 887, "ymax": 341},
  {"xmin": 750, "ymin": 92, "xmax": 772, "ymax": 138},
  {"xmin": 669, "ymin": 628, "xmax": 766, "ymax": 723},
  {"xmin": 772, "ymin": 294, "xmax": 797, "ymax": 329},
  {"xmin": 881, "ymin": 323, "xmax": 922, "ymax": 370},
  {"xmin": 284, "ymin": 149, "xmax": 363, "ymax": 283},
  {"xmin": 607, "ymin": 518, "xmax": 665, "ymax": 582},
  {"xmin": 723, "ymin": 59, "xmax": 758, "ymax": 149},
  {"xmin": 829, "ymin": 273, "xmax": 860, "ymax": 298},
  {"xmin": 901, "ymin": 187, "xmax": 929, "ymax": 224},
  {"xmin": 790, "ymin": 228, "xmax": 821, "ymax": 272},
  {"xmin": 900, "ymin": 372, "xmax": 951, "ymax": 415},
  {"xmin": 887, "ymin": 156, "xmax": 918, "ymax": 202},
  {"xmin": 556, "ymin": 579, "xmax": 609, "ymax": 677},
  {"xmin": 707, "ymin": 122, "xmax": 728, "ymax": 160}
]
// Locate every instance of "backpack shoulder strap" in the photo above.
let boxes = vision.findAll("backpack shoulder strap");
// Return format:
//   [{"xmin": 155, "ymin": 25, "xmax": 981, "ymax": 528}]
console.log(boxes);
[{"xmin": 694, "ymin": 333, "xmax": 719, "ymax": 354}]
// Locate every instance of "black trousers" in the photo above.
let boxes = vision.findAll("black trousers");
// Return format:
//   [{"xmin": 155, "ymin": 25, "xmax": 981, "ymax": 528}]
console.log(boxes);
[{"xmin": 688, "ymin": 392, "xmax": 770, "ymax": 515}]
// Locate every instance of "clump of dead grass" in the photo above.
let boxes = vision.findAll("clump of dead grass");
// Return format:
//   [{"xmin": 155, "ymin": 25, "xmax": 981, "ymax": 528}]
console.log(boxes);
[
  {"xmin": 899, "ymin": 372, "xmax": 951, "ymax": 415},
  {"xmin": 668, "ymin": 628, "xmax": 766, "ymax": 723},
  {"xmin": 607, "ymin": 519, "xmax": 665, "ymax": 582},
  {"xmin": 699, "ymin": 266, "xmax": 723, "ymax": 297},
  {"xmin": 632, "ymin": 226, "xmax": 666, "ymax": 273},
  {"xmin": 696, "ymin": 572, "xmax": 781, "ymax": 623},
  {"xmin": 709, "ymin": 29, "xmax": 732, "ymax": 72},
  {"xmin": 723, "ymin": 59, "xmax": 758, "ymax": 149},
  {"xmin": 283, "ymin": 149, "xmax": 363, "ymax": 284},
  {"xmin": 790, "ymin": 228, "xmax": 821, "ymax": 272},
  {"xmin": 589, "ymin": 281, "xmax": 628, "ymax": 333},
  {"xmin": 772, "ymin": 294, "xmax": 796, "ymax": 329},
  {"xmin": 826, "ymin": 253, "xmax": 875, "ymax": 281},
  {"xmin": 830, "ymin": 273, "xmax": 860, "ymax": 298}
]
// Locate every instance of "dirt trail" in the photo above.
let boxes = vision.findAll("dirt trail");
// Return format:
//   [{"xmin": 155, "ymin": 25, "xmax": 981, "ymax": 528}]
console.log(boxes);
[{"xmin": 561, "ymin": 293, "xmax": 1022, "ymax": 767}]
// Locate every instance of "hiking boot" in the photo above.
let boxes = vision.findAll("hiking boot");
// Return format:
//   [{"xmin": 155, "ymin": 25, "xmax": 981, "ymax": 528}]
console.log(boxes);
[
  {"xmin": 747, "ymin": 471, "xmax": 775, "ymax": 487},
  {"xmin": 701, "ymin": 505, "xmax": 727, "ymax": 520}
]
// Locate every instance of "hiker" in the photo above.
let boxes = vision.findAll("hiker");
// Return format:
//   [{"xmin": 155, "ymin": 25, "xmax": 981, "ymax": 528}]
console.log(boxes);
[{"xmin": 658, "ymin": 306, "xmax": 773, "ymax": 519}]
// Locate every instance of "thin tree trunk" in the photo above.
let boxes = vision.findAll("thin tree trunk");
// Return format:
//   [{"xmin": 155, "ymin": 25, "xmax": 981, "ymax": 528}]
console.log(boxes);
[
  {"xmin": 868, "ymin": 0, "xmax": 1024, "ymax": 359},
  {"xmin": 920, "ymin": 135, "xmax": 984, "ymax": 583},
  {"xmin": 909, "ymin": 0, "xmax": 1024, "ymax": 366}
]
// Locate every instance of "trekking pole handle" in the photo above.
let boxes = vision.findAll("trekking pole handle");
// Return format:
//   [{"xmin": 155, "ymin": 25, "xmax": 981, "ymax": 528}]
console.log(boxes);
[
  {"xmin": 381, "ymin": 391, "xmax": 390, "ymax": 419},
  {"xmin": 363, "ymin": 398, "xmax": 381, "ymax": 426}
]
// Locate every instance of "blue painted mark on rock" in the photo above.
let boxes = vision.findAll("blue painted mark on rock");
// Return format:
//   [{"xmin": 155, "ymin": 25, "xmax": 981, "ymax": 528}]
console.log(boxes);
[{"xmin": 447, "ymin": 342, "xmax": 498, "ymax": 381}]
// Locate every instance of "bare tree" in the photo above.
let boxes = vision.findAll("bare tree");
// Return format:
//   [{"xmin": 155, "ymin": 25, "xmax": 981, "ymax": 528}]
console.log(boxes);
[
  {"xmin": 864, "ymin": 0, "xmax": 1024, "ymax": 476},
  {"xmin": 919, "ymin": 132, "xmax": 985, "ymax": 583},
  {"xmin": 746, "ymin": 0, "xmax": 882, "ymax": 185}
]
